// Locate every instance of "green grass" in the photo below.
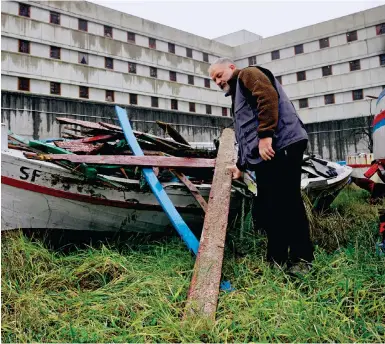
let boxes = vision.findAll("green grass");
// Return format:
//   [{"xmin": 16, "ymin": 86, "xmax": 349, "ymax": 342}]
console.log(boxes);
[{"xmin": 2, "ymin": 185, "xmax": 385, "ymax": 342}]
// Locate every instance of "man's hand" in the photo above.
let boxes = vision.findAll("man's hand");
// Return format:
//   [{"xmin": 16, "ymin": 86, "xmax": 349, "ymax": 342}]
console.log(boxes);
[
  {"xmin": 259, "ymin": 137, "xmax": 275, "ymax": 161},
  {"xmin": 227, "ymin": 165, "xmax": 242, "ymax": 180}
]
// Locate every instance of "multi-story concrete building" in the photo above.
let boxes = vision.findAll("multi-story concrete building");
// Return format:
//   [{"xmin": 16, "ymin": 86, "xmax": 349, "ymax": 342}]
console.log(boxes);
[{"xmin": 1, "ymin": 0, "xmax": 385, "ymax": 159}]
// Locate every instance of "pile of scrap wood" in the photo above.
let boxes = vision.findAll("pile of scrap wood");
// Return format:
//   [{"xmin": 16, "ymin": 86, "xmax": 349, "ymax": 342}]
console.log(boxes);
[{"xmin": 11, "ymin": 117, "xmax": 221, "ymax": 185}]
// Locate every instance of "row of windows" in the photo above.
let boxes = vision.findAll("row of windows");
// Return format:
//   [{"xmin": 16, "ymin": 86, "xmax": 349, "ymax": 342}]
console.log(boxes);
[
  {"xmin": 16, "ymin": 77, "xmax": 228, "ymax": 115},
  {"xmin": 248, "ymin": 23, "xmax": 385, "ymax": 65},
  {"xmin": 18, "ymin": 3, "xmax": 211, "ymax": 63},
  {"xmin": 298, "ymin": 89, "xmax": 365, "ymax": 109},
  {"xmin": 16, "ymin": 75, "xmax": 376, "ymax": 116},
  {"xmin": 17, "ymin": 40, "xmax": 213, "ymax": 87},
  {"xmin": 274, "ymin": 55, "xmax": 385, "ymax": 85},
  {"xmin": 17, "ymin": 38, "xmax": 385, "ymax": 91}
]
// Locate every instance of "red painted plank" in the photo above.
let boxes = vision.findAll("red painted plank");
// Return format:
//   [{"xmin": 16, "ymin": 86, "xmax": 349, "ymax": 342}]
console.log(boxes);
[
  {"xmin": 71, "ymin": 134, "xmax": 120, "ymax": 143},
  {"xmin": 54, "ymin": 141, "xmax": 104, "ymax": 154},
  {"xmin": 26, "ymin": 154, "xmax": 216, "ymax": 168},
  {"xmin": 184, "ymin": 128, "xmax": 235, "ymax": 320}
]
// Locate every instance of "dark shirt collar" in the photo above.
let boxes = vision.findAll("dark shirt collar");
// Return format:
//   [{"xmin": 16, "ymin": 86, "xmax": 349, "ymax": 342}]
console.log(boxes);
[{"xmin": 225, "ymin": 69, "xmax": 241, "ymax": 97}]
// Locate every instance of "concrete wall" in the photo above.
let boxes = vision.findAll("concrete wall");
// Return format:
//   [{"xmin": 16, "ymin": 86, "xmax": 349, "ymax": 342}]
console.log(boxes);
[
  {"xmin": 306, "ymin": 117, "xmax": 372, "ymax": 161},
  {"xmin": 213, "ymin": 30, "xmax": 263, "ymax": 47},
  {"xmin": 1, "ymin": 51, "xmax": 231, "ymax": 109},
  {"xmin": 1, "ymin": 9, "xmax": 232, "ymax": 112},
  {"xmin": 1, "ymin": 0, "xmax": 384, "ymax": 161},
  {"xmin": 232, "ymin": 7, "xmax": 385, "ymax": 124},
  {"xmin": 1, "ymin": 91, "xmax": 372, "ymax": 161},
  {"xmin": 22, "ymin": 0, "xmax": 234, "ymax": 57},
  {"xmin": 1, "ymin": 91, "xmax": 233, "ymax": 144},
  {"xmin": 235, "ymin": 5, "xmax": 385, "ymax": 58},
  {"xmin": 1, "ymin": 74, "xmax": 229, "ymax": 117},
  {"xmin": 295, "ymin": 86, "xmax": 384, "ymax": 123},
  {"xmin": 0, "ymin": 13, "xmax": 218, "ymax": 79}
]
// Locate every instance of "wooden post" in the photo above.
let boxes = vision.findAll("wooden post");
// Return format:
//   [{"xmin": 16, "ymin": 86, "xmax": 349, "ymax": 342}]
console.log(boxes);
[{"xmin": 184, "ymin": 128, "xmax": 235, "ymax": 320}]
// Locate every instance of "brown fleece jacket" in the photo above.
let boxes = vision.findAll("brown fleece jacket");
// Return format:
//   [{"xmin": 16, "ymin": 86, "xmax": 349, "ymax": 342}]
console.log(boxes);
[{"xmin": 228, "ymin": 67, "xmax": 279, "ymax": 138}]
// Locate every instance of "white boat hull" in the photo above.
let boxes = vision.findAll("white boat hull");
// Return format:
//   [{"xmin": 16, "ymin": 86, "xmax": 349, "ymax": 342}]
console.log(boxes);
[
  {"xmin": 1, "ymin": 146, "xmax": 354, "ymax": 232},
  {"xmin": 1, "ymin": 149, "xmax": 217, "ymax": 233}
]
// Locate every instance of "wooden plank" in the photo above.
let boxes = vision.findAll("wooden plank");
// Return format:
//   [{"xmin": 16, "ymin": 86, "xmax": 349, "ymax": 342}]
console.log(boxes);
[
  {"xmin": 71, "ymin": 134, "xmax": 121, "ymax": 143},
  {"xmin": 57, "ymin": 118, "xmax": 188, "ymax": 150},
  {"xmin": 29, "ymin": 140, "xmax": 73, "ymax": 154},
  {"xmin": 54, "ymin": 141, "xmax": 104, "ymax": 154},
  {"xmin": 98, "ymin": 122, "xmax": 123, "ymax": 132},
  {"xmin": 28, "ymin": 154, "xmax": 216, "ymax": 168},
  {"xmin": 56, "ymin": 117, "xmax": 108, "ymax": 131},
  {"xmin": 156, "ymin": 121, "xmax": 191, "ymax": 146},
  {"xmin": 171, "ymin": 169, "xmax": 208, "ymax": 212},
  {"xmin": 99, "ymin": 121, "xmax": 190, "ymax": 150},
  {"xmin": 62, "ymin": 132, "xmax": 85, "ymax": 140},
  {"xmin": 8, "ymin": 131, "xmax": 30, "ymax": 145},
  {"xmin": 184, "ymin": 128, "xmax": 235, "ymax": 320},
  {"xmin": 115, "ymin": 105, "xmax": 200, "ymax": 255},
  {"xmin": 136, "ymin": 133, "xmax": 179, "ymax": 152},
  {"xmin": 26, "ymin": 140, "xmax": 124, "ymax": 189},
  {"xmin": 134, "ymin": 130, "xmax": 191, "ymax": 150}
]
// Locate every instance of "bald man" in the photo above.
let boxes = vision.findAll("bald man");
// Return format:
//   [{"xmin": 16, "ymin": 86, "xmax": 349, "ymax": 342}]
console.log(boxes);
[{"xmin": 209, "ymin": 58, "xmax": 314, "ymax": 271}]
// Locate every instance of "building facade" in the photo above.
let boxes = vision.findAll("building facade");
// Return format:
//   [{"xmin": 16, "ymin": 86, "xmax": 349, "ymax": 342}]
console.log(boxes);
[{"xmin": 1, "ymin": 1, "xmax": 385, "ymax": 159}]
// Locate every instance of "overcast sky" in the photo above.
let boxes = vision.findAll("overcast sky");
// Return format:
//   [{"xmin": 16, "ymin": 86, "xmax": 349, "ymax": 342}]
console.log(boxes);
[{"xmin": 88, "ymin": 0, "xmax": 384, "ymax": 39}]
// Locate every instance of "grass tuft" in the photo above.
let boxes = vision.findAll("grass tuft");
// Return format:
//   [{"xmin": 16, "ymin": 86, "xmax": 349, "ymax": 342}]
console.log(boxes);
[{"xmin": 2, "ymin": 186, "xmax": 385, "ymax": 342}]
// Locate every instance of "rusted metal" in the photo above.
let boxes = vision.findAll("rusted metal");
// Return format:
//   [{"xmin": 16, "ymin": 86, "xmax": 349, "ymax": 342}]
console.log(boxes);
[
  {"xmin": 156, "ymin": 121, "xmax": 191, "ymax": 146},
  {"xmin": 25, "ymin": 154, "xmax": 216, "ymax": 168},
  {"xmin": 184, "ymin": 128, "xmax": 235, "ymax": 320},
  {"xmin": 171, "ymin": 169, "xmax": 208, "ymax": 212},
  {"xmin": 54, "ymin": 141, "xmax": 104, "ymax": 154}
]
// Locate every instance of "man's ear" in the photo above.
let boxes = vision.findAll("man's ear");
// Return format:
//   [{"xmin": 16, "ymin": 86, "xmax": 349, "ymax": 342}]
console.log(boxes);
[{"xmin": 229, "ymin": 64, "xmax": 236, "ymax": 71}]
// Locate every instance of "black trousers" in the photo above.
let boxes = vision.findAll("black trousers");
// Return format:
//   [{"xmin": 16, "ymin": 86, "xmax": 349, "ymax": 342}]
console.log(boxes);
[{"xmin": 252, "ymin": 139, "xmax": 314, "ymax": 266}]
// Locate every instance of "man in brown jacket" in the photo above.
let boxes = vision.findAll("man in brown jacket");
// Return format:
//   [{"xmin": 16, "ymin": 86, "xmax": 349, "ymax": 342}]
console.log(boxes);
[{"xmin": 209, "ymin": 58, "xmax": 314, "ymax": 272}]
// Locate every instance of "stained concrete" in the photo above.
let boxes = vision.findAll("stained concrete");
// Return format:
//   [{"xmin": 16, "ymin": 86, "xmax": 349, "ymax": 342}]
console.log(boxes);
[
  {"xmin": 1, "ymin": 91, "xmax": 372, "ymax": 160},
  {"xmin": 1, "ymin": 91, "xmax": 233, "ymax": 144}
]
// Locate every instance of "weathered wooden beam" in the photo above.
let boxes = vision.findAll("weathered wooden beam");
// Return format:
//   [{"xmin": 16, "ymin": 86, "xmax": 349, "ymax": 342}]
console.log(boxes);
[
  {"xmin": 171, "ymin": 169, "xmax": 208, "ymax": 212},
  {"xmin": 56, "ymin": 117, "xmax": 109, "ymax": 131},
  {"xmin": 54, "ymin": 141, "xmax": 104, "ymax": 154},
  {"xmin": 25, "ymin": 153, "xmax": 216, "ymax": 169},
  {"xmin": 98, "ymin": 121, "xmax": 124, "ymax": 132},
  {"xmin": 184, "ymin": 128, "xmax": 235, "ymax": 320},
  {"xmin": 98, "ymin": 120, "xmax": 190, "ymax": 150},
  {"xmin": 61, "ymin": 132, "xmax": 85, "ymax": 140}
]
